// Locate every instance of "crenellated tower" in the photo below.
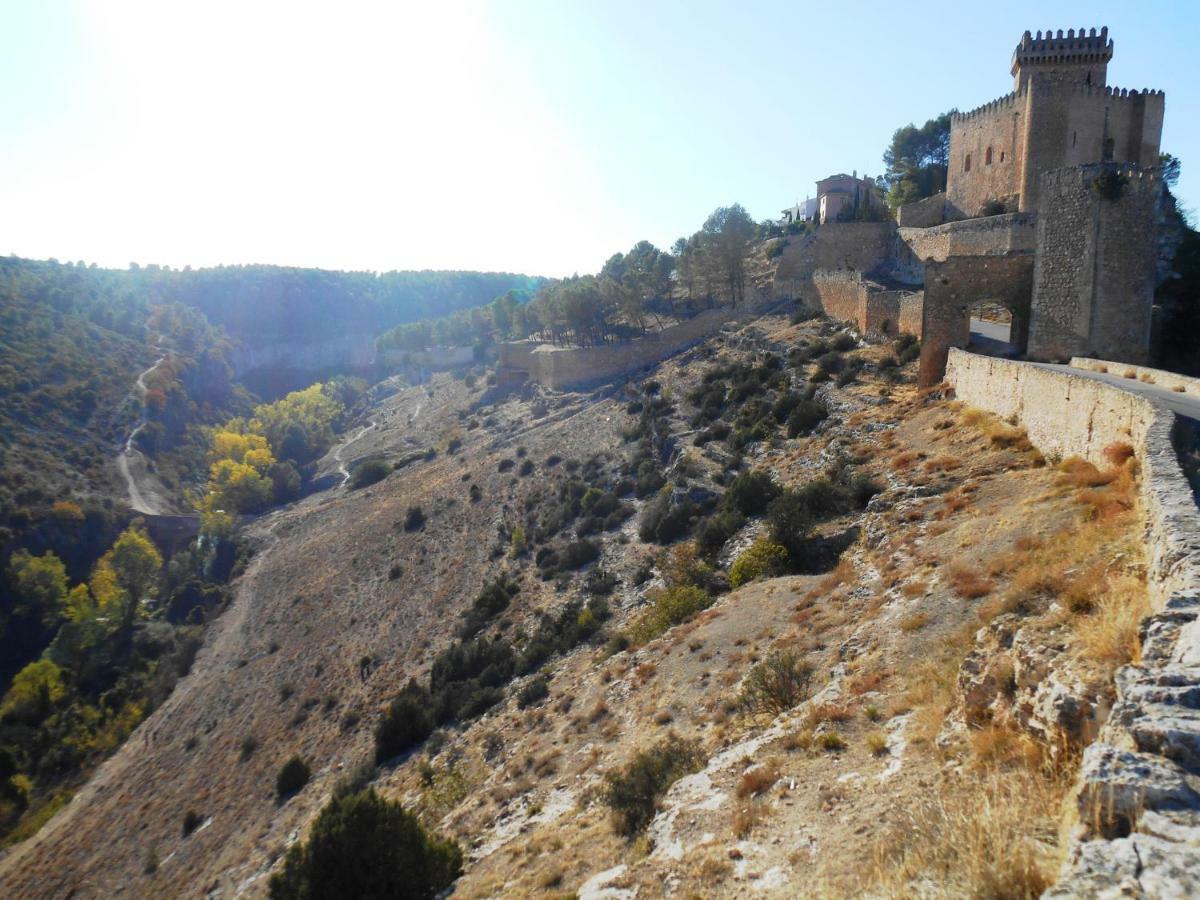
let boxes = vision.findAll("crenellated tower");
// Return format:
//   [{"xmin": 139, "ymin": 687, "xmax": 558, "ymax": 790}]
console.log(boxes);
[{"xmin": 1011, "ymin": 27, "xmax": 1112, "ymax": 91}]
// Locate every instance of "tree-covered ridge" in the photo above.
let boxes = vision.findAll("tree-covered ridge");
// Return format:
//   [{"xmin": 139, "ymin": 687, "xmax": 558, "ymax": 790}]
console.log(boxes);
[
  {"xmin": 145, "ymin": 265, "xmax": 543, "ymax": 349},
  {"xmin": 376, "ymin": 203, "xmax": 762, "ymax": 352},
  {"xmin": 0, "ymin": 523, "xmax": 225, "ymax": 846}
]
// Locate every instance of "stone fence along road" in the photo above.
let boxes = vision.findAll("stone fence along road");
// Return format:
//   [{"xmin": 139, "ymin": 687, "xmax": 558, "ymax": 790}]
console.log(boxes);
[{"xmin": 945, "ymin": 349, "xmax": 1200, "ymax": 897}]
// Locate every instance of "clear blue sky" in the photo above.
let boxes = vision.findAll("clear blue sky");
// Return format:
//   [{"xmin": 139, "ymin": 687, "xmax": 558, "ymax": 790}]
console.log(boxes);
[{"xmin": 1, "ymin": 1, "xmax": 1195, "ymax": 278}]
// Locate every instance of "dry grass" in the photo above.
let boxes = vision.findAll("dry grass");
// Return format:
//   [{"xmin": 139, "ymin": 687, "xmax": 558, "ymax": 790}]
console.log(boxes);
[
  {"xmin": 866, "ymin": 732, "xmax": 889, "ymax": 756},
  {"xmin": 735, "ymin": 762, "xmax": 780, "ymax": 799},
  {"xmin": 732, "ymin": 801, "xmax": 761, "ymax": 837},
  {"xmin": 891, "ymin": 450, "xmax": 925, "ymax": 471},
  {"xmin": 829, "ymin": 764, "xmax": 1071, "ymax": 899},
  {"xmin": 948, "ymin": 564, "xmax": 994, "ymax": 599},
  {"xmin": 1075, "ymin": 575, "xmax": 1149, "ymax": 670},
  {"xmin": 899, "ymin": 611, "xmax": 930, "ymax": 632},
  {"xmin": 1057, "ymin": 457, "xmax": 1116, "ymax": 489},
  {"xmin": 960, "ymin": 407, "xmax": 1035, "ymax": 452}
]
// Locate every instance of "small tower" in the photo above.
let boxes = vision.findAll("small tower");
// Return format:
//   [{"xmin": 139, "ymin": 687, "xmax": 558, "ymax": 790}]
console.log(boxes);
[{"xmin": 1011, "ymin": 26, "xmax": 1112, "ymax": 91}]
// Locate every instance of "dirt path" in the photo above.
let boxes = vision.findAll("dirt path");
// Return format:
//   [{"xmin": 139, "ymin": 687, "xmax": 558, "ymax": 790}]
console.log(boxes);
[{"xmin": 116, "ymin": 351, "xmax": 176, "ymax": 515}]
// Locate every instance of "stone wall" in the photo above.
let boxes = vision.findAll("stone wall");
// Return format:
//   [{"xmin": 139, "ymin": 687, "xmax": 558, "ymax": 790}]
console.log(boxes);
[
  {"xmin": 918, "ymin": 254, "xmax": 1035, "ymax": 386},
  {"xmin": 946, "ymin": 91, "xmax": 1028, "ymax": 219},
  {"xmin": 1027, "ymin": 165, "xmax": 1161, "ymax": 364},
  {"xmin": 810, "ymin": 270, "xmax": 922, "ymax": 339},
  {"xmin": 1019, "ymin": 82, "xmax": 1164, "ymax": 212},
  {"xmin": 898, "ymin": 212, "xmax": 1037, "ymax": 264},
  {"xmin": 498, "ymin": 306, "xmax": 758, "ymax": 391},
  {"xmin": 772, "ymin": 222, "xmax": 894, "ymax": 301},
  {"xmin": 1071, "ymin": 357, "xmax": 1200, "ymax": 397},
  {"xmin": 898, "ymin": 293, "xmax": 925, "ymax": 339},
  {"xmin": 896, "ymin": 192, "xmax": 946, "ymax": 228},
  {"xmin": 228, "ymin": 333, "xmax": 377, "ymax": 378},
  {"xmin": 944, "ymin": 78, "xmax": 1165, "ymax": 217},
  {"xmin": 945, "ymin": 348, "xmax": 1200, "ymax": 896}
]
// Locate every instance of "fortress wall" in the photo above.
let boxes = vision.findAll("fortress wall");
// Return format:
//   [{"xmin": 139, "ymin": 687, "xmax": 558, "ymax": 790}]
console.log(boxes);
[
  {"xmin": 507, "ymin": 306, "xmax": 752, "ymax": 391},
  {"xmin": 811, "ymin": 270, "xmax": 866, "ymax": 324},
  {"xmin": 1021, "ymin": 83, "xmax": 1165, "ymax": 210},
  {"xmin": 773, "ymin": 222, "xmax": 895, "ymax": 301},
  {"xmin": 1028, "ymin": 165, "xmax": 1161, "ymax": 363},
  {"xmin": 898, "ymin": 292, "xmax": 925, "ymax": 339},
  {"xmin": 918, "ymin": 254, "xmax": 1035, "ymax": 386},
  {"xmin": 896, "ymin": 192, "xmax": 947, "ymax": 228},
  {"xmin": 946, "ymin": 347, "xmax": 1200, "ymax": 894},
  {"xmin": 229, "ymin": 333, "xmax": 377, "ymax": 377},
  {"xmin": 899, "ymin": 212, "xmax": 1037, "ymax": 263},
  {"xmin": 947, "ymin": 92, "xmax": 1028, "ymax": 218},
  {"xmin": 811, "ymin": 271, "xmax": 921, "ymax": 338}
]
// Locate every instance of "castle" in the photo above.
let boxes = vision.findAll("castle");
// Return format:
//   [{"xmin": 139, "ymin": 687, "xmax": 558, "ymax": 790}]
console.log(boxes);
[{"xmin": 773, "ymin": 26, "xmax": 1170, "ymax": 385}]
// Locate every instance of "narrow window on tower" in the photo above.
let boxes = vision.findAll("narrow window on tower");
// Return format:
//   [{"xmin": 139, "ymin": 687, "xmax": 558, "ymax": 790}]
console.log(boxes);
[
  {"xmin": 985, "ymin": 147, "xmax": 993, "ymax": 165},
  {"xmin": 1072, "ymin": 131, "xmax": 1077, "ymax": 148},
  {"xmin": 965, "ymin": 154, "xmax": 972, "ymax": 173}
]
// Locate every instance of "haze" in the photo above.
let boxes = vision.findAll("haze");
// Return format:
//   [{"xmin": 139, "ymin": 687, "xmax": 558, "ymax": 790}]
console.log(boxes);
[{"xmin": 2, "ymin": 0, "xmax": 1196, "ymax": 276}]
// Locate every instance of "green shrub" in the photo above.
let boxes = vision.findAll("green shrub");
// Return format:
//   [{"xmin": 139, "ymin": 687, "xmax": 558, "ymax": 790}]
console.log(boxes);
[
  {"xmin": 277, "ymin": 756, "xmax": 312, "ymax": 800},
  {"xmin": 695, "ymin": 508, "xmax": 746, "ymax": 559},
  {"xmin": 375, "ymin": 681, "xmax": 435, "ymax": 762},
  {"xmin": 831, "ymin": 332, "xmax": 857, "ymax": 352},
  {"xmin": 403, "ymin": 506, "xmax": 425, "ymax": 531},
  {"xmin": 603, "ymin": 736, "xmax": 704, "ymax": 836},
  {"xmin": 517, "ymin": 676, "xmax": 549, "ymax": 709},
  {"xmin": 182, "ymin": 809, "xmax": 204, "ymax": 837},
  {"xmin": 723, "ymin": 470, "xmax": 780, "ymax": 516},
  {"xmin": 729, "ymin": 539, "xmax": 789, "ymax": 588},
  {"xmin": 349, "ymin": 459, "xmax": 391, "ymax": 489},
  {"xmin": 786, "ymin": 399, "xmax": 828, "ymax": 437},
  {"xmin": 766, "ymin": 492, "xmax": 814, "ymax": 564},
  {"xmin": 739, "ymin": 651, "xmax": 814, "ymax": 715},
  {"xmin": 628, "ymin": 585, "xmax": 712, "ymax": 645},
  {"xmin": 459, "ymin": 577, "xmax": 519, "ymax": 639},
  {"xmin": 639, "ymin": 492, "xmax": 699, "ymax": 544},
  {"xmin": 268, "ymin": 789, "xmax": 462, "ymax": 899}
]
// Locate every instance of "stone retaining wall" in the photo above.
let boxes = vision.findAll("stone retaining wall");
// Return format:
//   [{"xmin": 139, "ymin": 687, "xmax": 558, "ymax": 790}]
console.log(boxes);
[
  {"xmin": 810, "ymin": 269, "xmax": 922, "ymax": 339},
  {"xmin": 945, "ymin": 349, "xmax": 1200, "ymax": 896},
  {"xmin": 497, "ymin": 306, "xmax": 761, "ymax": 391}
]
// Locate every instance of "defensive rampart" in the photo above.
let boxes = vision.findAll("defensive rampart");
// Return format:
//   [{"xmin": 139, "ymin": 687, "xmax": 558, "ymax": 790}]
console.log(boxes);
[
  {"xmin": 497, "ymin": 306, "xmax": 761, "ymax": 391},
  {"xmin": 899, "ymin": 212, "xmax": 1037, "ymax": 264},
  {"xmin": 945, "ymin": 349, "xmax": 1200, "ymax": 895},
  {"xmin": 810, "ymin": 270, "xmax": 922, "ymax": 339}
]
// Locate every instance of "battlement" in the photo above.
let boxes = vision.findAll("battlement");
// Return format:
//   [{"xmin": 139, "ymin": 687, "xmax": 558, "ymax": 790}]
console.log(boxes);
[
  {"xmin": 951, "ymin": 89, "xmax": 1027, "ymax": 123},
  {"xmin": 1069, "ymin": 83, "xmax": 1164, "ymax": 99},
  {"xmin": 1011, "ymin": 26, "xmax": 1114, "ymax": 91},
  {"xmin": 1012, "ymin": 27, "xmax": 1113, "ymax": 72}
]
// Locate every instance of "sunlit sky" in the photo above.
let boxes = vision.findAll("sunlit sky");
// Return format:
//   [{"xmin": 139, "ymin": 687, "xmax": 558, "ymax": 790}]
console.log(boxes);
[{"xmin": 2, "ymin": 1, "xmax": 1196, "ymax": 278}]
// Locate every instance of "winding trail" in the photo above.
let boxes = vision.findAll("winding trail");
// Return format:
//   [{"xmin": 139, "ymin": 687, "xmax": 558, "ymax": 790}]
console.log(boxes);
[
  {"xmin": 333, "ymin": 420, "xmax": 380, "ymax": 485},
  {"xmin": 117, "ymin": 352, "xmax": 171, "ymax": 515}
]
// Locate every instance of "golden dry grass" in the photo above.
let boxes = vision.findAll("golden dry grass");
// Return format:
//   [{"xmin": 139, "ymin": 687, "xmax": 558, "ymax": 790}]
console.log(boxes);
[{"xmin": 948, "ymin": 564, "xmax": 994, "ymax": 599}]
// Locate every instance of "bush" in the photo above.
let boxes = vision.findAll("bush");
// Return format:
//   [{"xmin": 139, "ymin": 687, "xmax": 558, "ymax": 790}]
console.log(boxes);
[
  {"xmin": 739, "ymin": 651, "xmax": 814, "ymax": 716},
  {"xmin": 831, "ymin": 332, "xmax": 857, "ymax": 352},
  {"xmin": 277, "ymin": 756, "xmax": 312, "ymax": 800},
  {"xmin": 729, "ymin": 539, "xmax": 789, "ymax": 588},
  {"xmin": 349, "ymin": 459, "xmax": 392, "ymax": 489},
  {"xmin": 268, "ymin": 789, "xmax": 462, "ymax": 899},
  {"xmin": 603, "ymin": 736, "xmax": 704, "ymax": 836},
  {"xmin": 628, "ymin": 585, "xmax": 712, "ymax": 645},
  {"xmin": 375, "ymin": 681, "xmax": 435, "ymax": 762},
  {"xmin": 517, "ymin": 676, "xmax": 549, "ymax": 709},
  {"xmin": 403, "ymin": 506, "xmax": 425, "ymax": 532},
  {"xmin": 766, "ymin": 491, "xmax": 814, "ymax": 564},
  {"xmin": 182, "ymin": 809, "xmax": 204, "ymax": 837},
  {"xmin": 786, "ymin": 399, "xmax": 828, "ymax": 437},
  {"xmin": 639, "ymin": 492, "xmax": 699, "ymax": 544},
  {"xmin": 459, "ymin": 577, "xmax": 519, "ymax": 639},
  {"xmin": 694, "ymin": 508, "xmax": 745, "ymax": 559},
  {"xmin": 723, "ymin": 470, "xmax": 780, "ymax": 516}
]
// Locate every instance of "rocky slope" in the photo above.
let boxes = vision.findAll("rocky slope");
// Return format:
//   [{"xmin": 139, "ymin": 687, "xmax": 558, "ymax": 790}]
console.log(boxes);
[{"xmin": 0, "ymin": 313, "xmax": 1149, "ymax": 898}]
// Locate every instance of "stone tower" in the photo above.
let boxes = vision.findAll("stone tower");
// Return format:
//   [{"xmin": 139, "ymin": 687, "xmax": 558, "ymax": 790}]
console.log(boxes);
[{"xmin": 1011, "ymin": 27, "xmax": 1112, "ymax": 91}]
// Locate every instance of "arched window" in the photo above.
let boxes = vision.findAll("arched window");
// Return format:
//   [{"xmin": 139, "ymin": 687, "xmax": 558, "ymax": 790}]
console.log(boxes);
[
  {"xmin": 985, "ymin": 147, "xmax": 993, "ymax": 165},
  {"xmin": 1000, "ymin": 151, "xmax": 1006, "ymax": 162},
  {"xmin": 965, "ymin": 153, "xmax": 972, "ymax": 173}
]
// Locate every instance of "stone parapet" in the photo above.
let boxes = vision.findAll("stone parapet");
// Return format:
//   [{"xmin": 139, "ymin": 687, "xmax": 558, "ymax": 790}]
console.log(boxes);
[{"xmin": 944, "ymin": 349, "xmax": 1200, "ymax": 897}]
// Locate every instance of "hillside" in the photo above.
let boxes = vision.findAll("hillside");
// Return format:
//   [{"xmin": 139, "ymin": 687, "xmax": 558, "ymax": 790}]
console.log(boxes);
[{"xmin": 0, "ymin": 311, "xmax": 1148, "ymax": 897}]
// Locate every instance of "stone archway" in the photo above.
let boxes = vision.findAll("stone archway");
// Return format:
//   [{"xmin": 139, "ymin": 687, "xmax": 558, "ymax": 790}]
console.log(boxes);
[{"xmin": 918, "ymin": 254, "xmax": 1035, "ymax": 387}]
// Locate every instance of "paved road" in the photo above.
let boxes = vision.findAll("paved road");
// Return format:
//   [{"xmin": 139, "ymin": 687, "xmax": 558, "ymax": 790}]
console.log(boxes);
[
  {"xmin": 1031, "ymin": 362, "xmax": 1200, "ymax": 423},
  {"xmin": 970, "ymin": 317, "xmax": 1012, "ymax": 344}
]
